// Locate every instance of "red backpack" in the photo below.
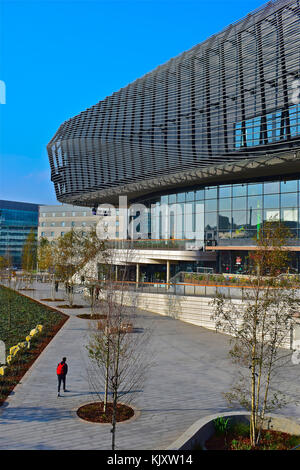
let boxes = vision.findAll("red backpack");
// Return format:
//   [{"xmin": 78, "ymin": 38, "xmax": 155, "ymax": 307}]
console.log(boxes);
[{"xmin": 56, "ymin": 362, "xmax": 66, "ymax": 375}]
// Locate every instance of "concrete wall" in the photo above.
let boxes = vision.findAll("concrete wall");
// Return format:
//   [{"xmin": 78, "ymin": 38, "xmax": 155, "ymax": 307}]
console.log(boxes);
[{"xmin": 109, "ymin": 290, "xmax": 294, "ymax": 350}]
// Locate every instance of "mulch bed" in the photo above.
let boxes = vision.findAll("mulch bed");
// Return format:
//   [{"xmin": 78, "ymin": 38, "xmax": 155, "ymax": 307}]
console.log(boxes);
[
  {"xmin": 76, "ymin": 314, "xmax": 108, "ymax": 320},
  {"xmin": 77, "ymin": 402, "xmax": 134, "ymax": 423},
  {"xmin": 40, "ymin": 298, "xmax": 65, "ymax": 302},
  {"xmin": 205, "ymin": 429, "xmax": 300, "ymax": 450}
]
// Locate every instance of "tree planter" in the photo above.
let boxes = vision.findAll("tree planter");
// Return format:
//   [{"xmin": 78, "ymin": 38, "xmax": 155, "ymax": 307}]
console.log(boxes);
[
  {"xmin": 166, "ymin": 412, "xmax": 300, "ymax": 451},
  {"xmin": 76, "ymin": 401, "xmax": 135, "ymax": 424},
  {"xmin": 56, "ymin": 304, "xmax": 84, "ymax": 309},
  {"xmin": 76, "ymin": 314, "xmax": 108, "ymax": 320}
]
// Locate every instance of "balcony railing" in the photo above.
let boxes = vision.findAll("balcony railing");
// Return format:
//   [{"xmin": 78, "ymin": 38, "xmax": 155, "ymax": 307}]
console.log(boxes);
[{"xmin": 105, "ymin": 239, "xmax": 203, "ymax": 251}]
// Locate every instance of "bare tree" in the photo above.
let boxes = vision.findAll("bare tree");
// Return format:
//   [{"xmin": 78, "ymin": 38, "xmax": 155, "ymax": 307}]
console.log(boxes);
[
  {"xmin": 21, "ymin": 229, "xmax": 37, "ymax": 289},
  {"xmin": 86, "ymin": 249, "xmax": 153, "ymax": 450},
  {"xmin": 54, "ymin": 228, "xmax": 105, "ymax": 307},
  {"xmin": 212, "ymin": 220, "xmax": 299, "ymax": 447}
]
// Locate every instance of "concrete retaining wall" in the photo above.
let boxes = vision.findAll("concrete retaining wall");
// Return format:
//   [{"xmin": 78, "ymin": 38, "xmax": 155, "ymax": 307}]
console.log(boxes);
[
  {"xmin": 166, "ymin": 411, "xmax": 300, "ymax": 450},
  {"xmin": 107, "ymin": 290, "xmax": 293, "ymax": 349}
]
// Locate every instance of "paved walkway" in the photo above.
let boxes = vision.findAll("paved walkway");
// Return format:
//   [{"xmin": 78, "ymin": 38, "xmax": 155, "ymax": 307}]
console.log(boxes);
[{"xmin": 1, "ymin": 282, "xmax": 300, "ymax": 450}]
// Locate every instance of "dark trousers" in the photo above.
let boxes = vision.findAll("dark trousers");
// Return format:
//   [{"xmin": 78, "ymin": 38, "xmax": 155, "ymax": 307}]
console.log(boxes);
[{"xmin": 57, "ymin": 374, "xmax": 66, "ymax": 392}]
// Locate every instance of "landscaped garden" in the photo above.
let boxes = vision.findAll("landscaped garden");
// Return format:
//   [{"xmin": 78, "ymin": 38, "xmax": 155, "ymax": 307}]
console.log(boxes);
[
  {"xmin": 204, "ymin": 418, "xmax": 300, "ymax": 450},
  {"xmin": 0, "ymin": 285, "xmax": 68, "ymax": 406}
]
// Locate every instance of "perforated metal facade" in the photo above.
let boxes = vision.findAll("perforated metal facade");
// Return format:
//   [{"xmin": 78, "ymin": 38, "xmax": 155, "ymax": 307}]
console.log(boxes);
[{"xmin": 47, "ymin": 0, "xmax": 300, "ymax": 207}]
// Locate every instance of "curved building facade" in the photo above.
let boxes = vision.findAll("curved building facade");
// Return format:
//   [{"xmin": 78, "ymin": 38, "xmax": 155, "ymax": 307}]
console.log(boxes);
[{"xmin": 47, "ymin": 0, "xmax": 300, "ymax": 276}]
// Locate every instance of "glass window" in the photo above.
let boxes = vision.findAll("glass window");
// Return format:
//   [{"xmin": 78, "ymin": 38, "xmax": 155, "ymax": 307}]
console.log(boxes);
[
  {"xmin": 264, "ymin": 194, "xmax": 279, "ymax": 208},
  {"xmin": 205, "ymin": 187, "xmax": 217, "ymax": 199},
  {"xmin": 41, "ymin": 231, "xmax": 45, "ymax": 236},
  {"xmin": 219, "ymin": 198, "xmax": 231, "ymax": 211},
  {"xmin": 232, "ymin": 197, "xmax": 246, "ymax": 211},
  {"xmin": 281, "ymin": 193, "xmax": 298, "ymax": 207},
  {"xmin": 232, "ymin": 211, "xmax": 247, "ymax": 228},
  {"xmin": 61, "ymin": 232, "xmax": 65, "ymax": 236},
  {"xmin": 177, "ymin": 192, "xmax": 185, "ymax": 203},
  {"xmin": 218, "ymin": 230, "xmax": 231, "ymax": 240},
  {"xmin": 168, "ymin": 194, "xmax": 176, "ymax": 204},
  {"xmin": 219, "ymin": 186, "xmax": 232, "ymax": 198},
  {"xmin": 248, "ymin": 195, "xmax": 263, "ymax": 210},
  {"xmin": 248, "ymin": 183, "xmax": 263, "ymax": 196},
  {"xmin": 235, "ymin": 122, "xmax": 242, "ymax": 149},
  {"xmin": 249, "ymin": 209, "xmax": 262, "ymax": 229},
  {"xmin": 62, "ymin": 212, "xmax": 65, "ymax": 217},
  {"xmin": 71, "ymin": 221, "xmax": 75, "ymax": 227},
  {"xmin": 264, "ymin": 209, "xmax": 280, "ymax": 221},
  {"xmin": 205, "ymin": 212, "xmax": 217, "ymax": 230},
  {"xmin": 61, "ymin": 222, "xmax": 65, "ymax": 227},
  {"xmin": 186, "ymin": 191, "xmax": 194, "ymax": 202},
  {"xmin": 232, "ymin": 185, "xmax": 246, "ymax": 197},
  {"xmin": 50, "ymin": 231, "xmax": 54, "ymax": 237},
  {"xmin": 264, "ymin": 181, "xmax": 279, "ymax": 194},
  {"xmin": 205, "ymin": 199, "xmax": 217, "ymax": 211},
  {"xmin": 52, "ymin": 213, "xmax": 56, "ymax": 217},
  {"xmin": 282, "ymin": 208, "xmax": 298, "ymax": 224},
  {"xmin": 195, "ymin": 189, "xmax": 204, "ymax": 201},
  {"xmin": 280, "ymin": 180, "xmax": 298, "ymax": 193},
  {"xmin": 218, "ymin": 212, "xmax": 231, "ymax": 230}
]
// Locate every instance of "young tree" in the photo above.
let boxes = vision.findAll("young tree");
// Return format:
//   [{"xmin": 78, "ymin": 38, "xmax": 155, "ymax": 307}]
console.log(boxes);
[
  {"xmin": 86, "ymin": 252, "xmax": 152, "ymax": 450},
  {"xmin": 55, "ymin": 227, "xmax": 106, "ymax": 307},
  {"xmin": 21, "ymin": 229, "xmax": 37, "ymax": 289},
  {"xmin": 37, "ymin": 236, "xmax": 58, "ymax": 299},
  {"xmin": 212, "ymin": 220, "xmax": 298, "ymax": 447}
]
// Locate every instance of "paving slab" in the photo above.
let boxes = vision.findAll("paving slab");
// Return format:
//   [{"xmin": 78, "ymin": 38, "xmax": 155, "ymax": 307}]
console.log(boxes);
[{"xmin": 1, "ymin": 282, "xmax": 300, "ymax": 450}]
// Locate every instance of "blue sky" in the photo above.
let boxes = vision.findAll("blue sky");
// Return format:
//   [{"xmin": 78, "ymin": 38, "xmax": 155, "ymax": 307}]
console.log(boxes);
[{"xmin": 0, "ymin": 0, "xmax": 266, "ymax": 205}]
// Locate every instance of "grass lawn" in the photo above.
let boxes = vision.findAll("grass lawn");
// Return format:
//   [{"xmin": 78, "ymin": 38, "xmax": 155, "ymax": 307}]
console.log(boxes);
[{"xmin": 0, "ymin": 285, "xmax": 68, "ymax": 405}]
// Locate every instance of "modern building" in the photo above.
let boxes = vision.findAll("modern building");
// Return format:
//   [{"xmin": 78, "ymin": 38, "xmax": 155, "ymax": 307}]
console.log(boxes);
[
  {"xmin": 38, "ymin": 203, "xmax": 123, "ymax": 241},
  {"xmin": 47, "ymin": 0, "xmax": 300, "ymax": 278},
  {"xmin": 0, "ymin": 200, "xmax": 39, "ymax": 268},
  {"xmin": 38, "ymin": 203, "xmax": 96, "ymax": 241}
]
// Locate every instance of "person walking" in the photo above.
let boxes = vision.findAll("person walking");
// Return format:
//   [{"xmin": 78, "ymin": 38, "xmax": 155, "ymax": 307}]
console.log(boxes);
[{"xmin": 56, "ymin": 357, "xmax": 68, "ymax": 397}]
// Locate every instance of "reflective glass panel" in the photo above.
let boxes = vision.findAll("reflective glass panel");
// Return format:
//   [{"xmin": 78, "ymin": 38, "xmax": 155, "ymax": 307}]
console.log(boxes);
[
  {"xmin": 186, "ymin": 191, "xmax": 195, "ymax": 202},
  {"xmin": 219, "ymin": 198, "xmax": 231, "ymax": 211},
  {"xmin": 264, "ymin": 182, "xmax": 279, "ymax": 194},
  {"xmin": 218, "ymin": 211, "xmax": 231, "ymax": 230},
  {"xmin": 205, "ymin": 212, "xmax": 217, "ymax": 230},
  {"xmin": 232, "ymin": 197, "xmax": 247, "ymax": 211},
  {"xmin": 264, "ymin": 209, "xmax": 280, "ymax": 221},
  {"xmin": 264, "ymin": 194, "xmax": 279, "ymax": 208},
  {"xmin": 196, "ymin": 189, "xmax": 204, "ymax": 200},
  {"xmin": 280, "ymin": 180, "xmax": 298, "ymax": 193},
  {"xmin": 205, "ymin": 199, "xmax": 217, "ymax": 211},
  {"xmin": 248, "ymin": 209, "xmax": 262, "ymax": 229},
  {"xmin": 232, "ymin": 185, "xmax": 246, "ymax": 197},
  {"xmin": 205, "ymin": 187, "xmax": 217, "ymax": 199},
  {"xmin": 248, "ymin": 183, "xmax": 263, "ymax": 195},
  {"xmin": 219, "ymin": 186, "xmax": 232, "ymax": 198},
  {"xmin": 281, "ymin": 193, "xmax": 298, "ymax": 207},
  {"xmin": 248, "ymin": 195, "xmax": 263, "ymax": 210}
]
